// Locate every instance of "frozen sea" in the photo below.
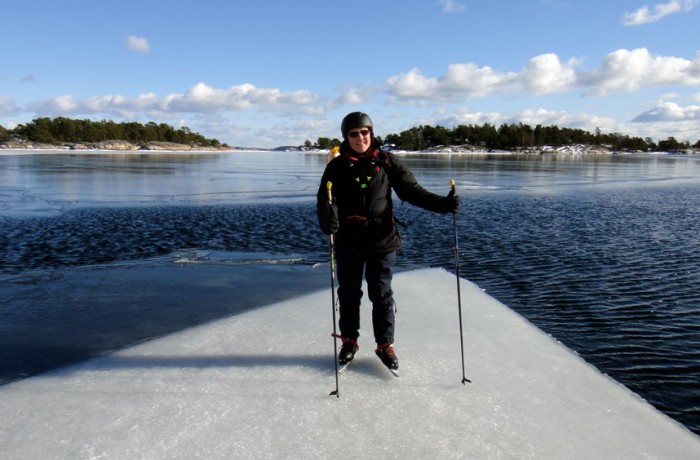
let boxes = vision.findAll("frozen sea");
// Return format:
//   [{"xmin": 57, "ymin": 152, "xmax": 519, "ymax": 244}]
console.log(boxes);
[
  {"xmin": 1, "ymin": 149, "xmax": 700, "ymax": 435},
  {"xmin": 3, "ymin": 268, "xmax": 700, "ymax": 459}
]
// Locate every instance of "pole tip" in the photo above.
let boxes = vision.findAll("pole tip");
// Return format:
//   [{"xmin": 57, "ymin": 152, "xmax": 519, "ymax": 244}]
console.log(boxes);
[
  {"xmin": 450, "ymin": 178, "xmax": 455, "ymax": 188},
  {"xmin": 327, "ymin": 181, "xmax": 333, "ymax": 190}
]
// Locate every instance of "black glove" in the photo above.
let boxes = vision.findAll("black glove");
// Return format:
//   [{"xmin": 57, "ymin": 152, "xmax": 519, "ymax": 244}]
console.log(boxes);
[
  {"xmin": 318, "ymin": 201, "xmax": 339, "ymax": 235},
  {"xmin": 438, "ymin": 188, "xmax": 460, "ymax": 214}
]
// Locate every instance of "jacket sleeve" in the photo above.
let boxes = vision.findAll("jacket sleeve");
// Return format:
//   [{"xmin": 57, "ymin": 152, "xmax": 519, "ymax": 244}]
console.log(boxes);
[{"xmin": 386, "ymin": 153, "xmax": 454, "ymax": 213}]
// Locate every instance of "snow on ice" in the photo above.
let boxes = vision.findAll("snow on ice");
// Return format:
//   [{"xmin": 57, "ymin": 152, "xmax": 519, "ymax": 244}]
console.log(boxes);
[{"xmin": 1, "ymin": 268, "xmax": 699, "ymax": 459}]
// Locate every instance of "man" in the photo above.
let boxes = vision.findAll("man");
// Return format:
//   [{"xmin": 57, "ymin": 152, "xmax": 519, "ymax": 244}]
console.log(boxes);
[{"xmin": 317, "ymin": 112, "xmax": 459, "ymax": 371}]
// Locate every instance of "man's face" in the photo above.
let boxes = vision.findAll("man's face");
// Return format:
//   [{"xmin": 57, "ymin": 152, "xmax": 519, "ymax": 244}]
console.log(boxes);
[{"xmin": 348, "ymin": 128, "xmax": 372, "ymax": 154}]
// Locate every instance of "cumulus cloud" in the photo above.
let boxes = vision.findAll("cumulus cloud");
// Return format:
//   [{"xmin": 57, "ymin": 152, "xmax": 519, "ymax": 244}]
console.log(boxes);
[
  {"xmin": 632, "ymin": 100, "xmax": 700, "ymax": 122},
  {"xmin": 517, "ymin": 108, "xmax": 616, "ymax": 131},
  {"xmin": 386, "ymin": 64, "xmax": 517, "ymax": 102},
  {"xmin": 438, "ymin": 0, "xmax": 466, "ymax": 13},
  {"xmin": 387, "ymin": 48, "xmax": 700, "ymax": 103},
  {"xmin": 28, "ymin": 93, "xmax": 160, "ymax": 118},
  {"xmin": 519, "ymin": 54, "xmax": 579, "ymax": 94},
  {"xmin": 385, "ymin": 53, "xmax": 582, "ymax": 102},
  {"xmin": 334, "ymin": 88, "xmax": 370, "ymax": 106},
  {"xmin": 0, "ymin": 96, "xmax": 20, "ymax": 116},
  {"xmin": 437, "ymin": 108, "xmax": 504, "ymax": 127},
  {"xmin": 580, "ymin": 48, "xmax": 700, "ymax": 95},
  {"xmin": 27, "ymin": 82, "xmax": 323, "ymax": 118},
  {"xmin": 162, "ymin": 83, "xmax": 322, "ymax": 114},
  {"xmin": 621, "ymin": 0, "xmax": 699, "ymax": 26},
  {"xmin": 127, "ymin": 35, "xmax": 150, "ymax": 54}
]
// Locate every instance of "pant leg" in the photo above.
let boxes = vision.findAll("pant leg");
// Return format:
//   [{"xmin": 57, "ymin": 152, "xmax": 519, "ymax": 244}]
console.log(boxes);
[
  {"xmin": 335, "ymin": 247, "xmax": 364, "ymax": 341},
  {"xmin": 365, "ymin": 251, "xmax": 396, "ymax": 345}
]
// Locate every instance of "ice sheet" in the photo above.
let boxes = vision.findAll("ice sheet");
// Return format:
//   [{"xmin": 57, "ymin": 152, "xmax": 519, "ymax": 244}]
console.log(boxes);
[{"xmin": 1, "ymin": 268, "xmax": 699, "ymax": 459}]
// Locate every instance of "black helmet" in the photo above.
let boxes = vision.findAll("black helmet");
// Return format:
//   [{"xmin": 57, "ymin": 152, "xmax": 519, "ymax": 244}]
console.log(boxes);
[{"xmin": 341, "ymin": 112, "xmax": 373, "ymax": 139}]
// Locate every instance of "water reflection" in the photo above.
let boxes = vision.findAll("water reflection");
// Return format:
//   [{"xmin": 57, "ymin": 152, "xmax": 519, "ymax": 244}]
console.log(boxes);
[
  {"xmin": 0, "ymin": 151, "xmax": 329, "ymax": 216},
  {"xmin": 1, "ymin": 151, "xmax": 698, "ymax": 217},
  {"xmin": 401, "ymin": 153, "xmax": 700, "ymax": 193}
]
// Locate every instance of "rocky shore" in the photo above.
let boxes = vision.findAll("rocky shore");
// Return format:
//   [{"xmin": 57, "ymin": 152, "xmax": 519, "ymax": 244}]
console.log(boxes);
[
  {"xmin": 416, "ymin": 143, "xmax": 700, "ymax": 155},
  {"xmin": 2, "ymin": 140, "xmax": 698, "ymax": 155},
  {"xmin": 0, "ymin": 140, "xmax": 232, "ymax": 151}
]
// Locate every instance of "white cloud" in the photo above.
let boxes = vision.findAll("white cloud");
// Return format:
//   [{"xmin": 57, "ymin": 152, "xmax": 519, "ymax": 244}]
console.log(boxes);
[
  {"xmin": 518, "ymin": 54, "xmax": 579, "ymax": 95},
  {"xmin": 126, "ymin": 35, "xmax": 151, "ymax": 54},
  {"xmin": 517, "ymin": 108, "xmax": 616, "ymax": 131},
  {"xmin": 385, "ymin": 64, "xmax": 517, "ymax": 102},
  {"xmin": 385, "ymin": 53, "xmax": 581, "ymax": 102},
  {"xmin": 632, "ymin": 100, "xmax": 700, "ymax": 122},
  {"xmin": 334, "ymin": 88, "xmax": 370, "ymax": 106},
  {"xmin": 386, "ymin": 68, "xmax": 437, "ymax": 99},
  {"xmin": 437, "ymin": 108, "xmax": 504, "ymax": 126},
  {"xmin": 386, "ymin": 48, "xmax": 700, "ymax": 103},
  {"xmin": 28, "ymin": 93, "xmax": 160, "ymax": 119},
  {"xmin": 621, "ymin": 0, "xmax": 698, "ymax": 26},
  {"xmin": 579, "ymin": 48, "xmax": 700, "ymax": 95},
  {"xmin": 161, "ymin": 83, "xmax": 322, "ymax": 114},
  {"xmin": 27, "ymin": 82, "xmax": 323, "ymax": 118},
  {"xmin": 0, "ymin": 96, "xmax": 20, "ymax": 116},
  {"xmin": 442, "ymin": 63, "xmax": 517, "ymax": 96},
  {"xmin": 438, "ymin": 0, "xmax": 466, "ymax": 13},
  {"xmin": 201, "ymin": 116, "xmax": 337, "ymax": 148}
]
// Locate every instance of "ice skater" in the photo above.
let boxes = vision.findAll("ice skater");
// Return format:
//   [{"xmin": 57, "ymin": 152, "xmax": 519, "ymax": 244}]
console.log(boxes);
[{"xmin": 317, "ymin": 112, "xmax": 460, "ymax": 371}]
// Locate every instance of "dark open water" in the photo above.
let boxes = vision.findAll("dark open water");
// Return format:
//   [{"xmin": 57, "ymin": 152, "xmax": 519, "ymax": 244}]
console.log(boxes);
[{"xmin": 1, "ymin": 151, "xmax": 699, "ymax": 435}]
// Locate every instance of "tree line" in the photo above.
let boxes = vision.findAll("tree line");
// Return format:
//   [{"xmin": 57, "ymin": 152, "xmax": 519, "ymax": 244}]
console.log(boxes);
[
  {"xmin": 0, "ymin": 117, "xmax": 226, "ymax": 147},
  {"xmin": 307, "ymin": 122, "xmax": 699, "ymax": 152},
  {"xmin": 3, "ymin": 117, "xmax": 697, "ymax": 152}
]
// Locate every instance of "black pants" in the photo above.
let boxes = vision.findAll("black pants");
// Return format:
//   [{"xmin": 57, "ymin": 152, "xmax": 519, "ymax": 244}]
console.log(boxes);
[{"xmin": 336, "ymin": 248, "xmax": 396, "ymax": 345}]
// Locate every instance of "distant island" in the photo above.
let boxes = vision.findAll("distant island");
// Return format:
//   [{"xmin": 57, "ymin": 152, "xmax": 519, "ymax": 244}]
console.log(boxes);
[
  {"xmin": 0, "ymin": 117, "xmax": 231, "ymax": 151},
  {"xmin": 2, "ymin": 117, "xmax": 699, "ymax": 154},
  {"xmin": 303, "ymin": 123, "xmax": 700, "ymax": 154}
]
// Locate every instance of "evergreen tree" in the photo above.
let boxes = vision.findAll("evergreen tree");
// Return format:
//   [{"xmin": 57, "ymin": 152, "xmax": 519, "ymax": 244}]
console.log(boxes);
[
  {"xmin": 316, "ymin": 137, "xmax": 336, "ymax": 149},
  {"xmin": 0, "ymin": 124, "xmax": 10, "ymax": 142},
  {"xmin": 658, "ymin": 137, "xmax": 688, "ymax": 151},
  {"xmin": 6, "ymin": 117, "xmax": 223, "ymax": 147}
]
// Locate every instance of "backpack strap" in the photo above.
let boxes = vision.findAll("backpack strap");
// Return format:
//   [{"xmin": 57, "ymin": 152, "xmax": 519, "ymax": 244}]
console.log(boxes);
[{"xmin": 378, "ymin": 149, "xmax": 393, "ymax": 174}]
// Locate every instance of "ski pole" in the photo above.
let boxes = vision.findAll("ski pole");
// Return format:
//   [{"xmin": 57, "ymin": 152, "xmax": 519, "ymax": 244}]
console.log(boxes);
[
  {"xmin": 327, "ymin": 181, "xmax": 340, "ymax": 397},
  {"xmin": 451, "ymin": 179, "xmax": 471, "ymax": 384}
]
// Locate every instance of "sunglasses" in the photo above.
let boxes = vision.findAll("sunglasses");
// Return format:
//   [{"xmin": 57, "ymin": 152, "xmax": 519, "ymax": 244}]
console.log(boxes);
[{"xmin": 348, "ymin": 129, "xmax": 371, "ymax": 139}]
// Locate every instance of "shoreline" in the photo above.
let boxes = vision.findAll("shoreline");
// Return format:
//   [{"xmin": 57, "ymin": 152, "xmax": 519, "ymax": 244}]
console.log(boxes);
[
  {"xmin": 0, "ymin": 140, "xmax": 233, "ymax": 152},
  {"xmin": 2, "ymin": 143, "xmax": 698, "ymax": 156}
]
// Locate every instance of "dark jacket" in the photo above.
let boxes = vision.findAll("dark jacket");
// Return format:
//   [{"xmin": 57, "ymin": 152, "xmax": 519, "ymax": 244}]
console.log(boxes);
[{"xmin": 317, "ymin": 140, "xmax": 452, "ymax": 253}]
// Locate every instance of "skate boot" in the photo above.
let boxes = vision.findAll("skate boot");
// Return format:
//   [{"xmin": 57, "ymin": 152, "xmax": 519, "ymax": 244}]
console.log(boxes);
[
  {"xmin": 375, "ymin": 343, "xmax": 399, "ymax": 370},
  {"xmin": 338, "ymin": 338, "xmax": 359, "ymax": 365}
]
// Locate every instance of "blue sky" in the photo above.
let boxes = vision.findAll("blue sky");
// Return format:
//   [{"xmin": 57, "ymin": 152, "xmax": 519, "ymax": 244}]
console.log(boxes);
[{"xmin": 1, "ymin": 0, "xmax": 699, "ymax": 148}]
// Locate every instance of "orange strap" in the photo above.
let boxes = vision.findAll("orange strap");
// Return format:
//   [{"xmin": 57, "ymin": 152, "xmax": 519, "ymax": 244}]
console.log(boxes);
[{"xmin": 331, "ymin": 334, "xmax": 359, "ymax": 348}]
